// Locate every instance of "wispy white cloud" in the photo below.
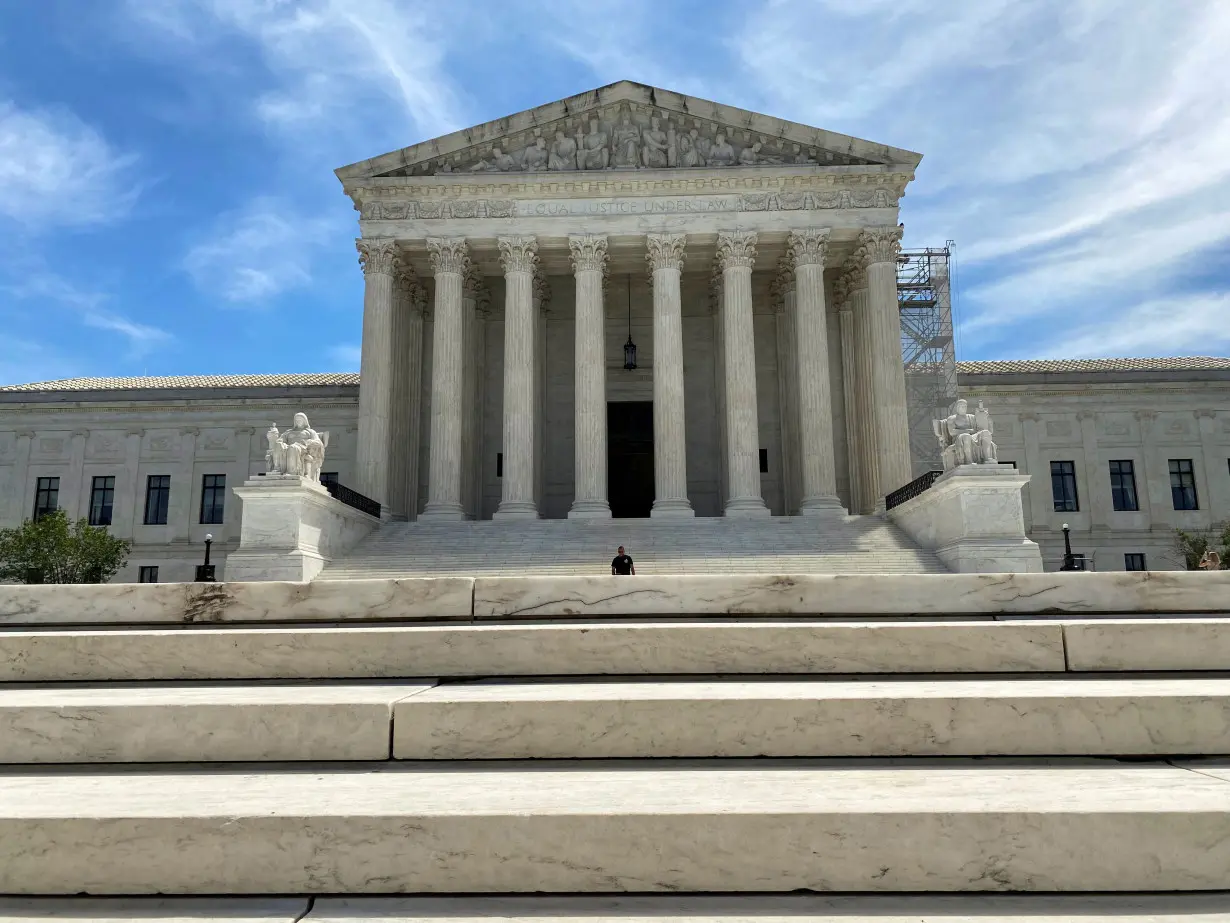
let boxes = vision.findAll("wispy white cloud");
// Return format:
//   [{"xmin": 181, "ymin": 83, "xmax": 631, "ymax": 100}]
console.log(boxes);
[
  {"xmin": 1025, "ymin": 293, "xmax": 1230, "ymax": 359},
  {"xmin": 183, "ymin": 198, "xmax": 333, "ymax": 304},
  {"xmin": 733, "ymin": 0, "xmax": 1230, "ymax": 358},
  {"xmin": 0, "ymin": 100, "xmax": 139, "ymax": 229},
  {"xmin": 83, "ymin": 312, "xmax": 174, "ymax": 356}
]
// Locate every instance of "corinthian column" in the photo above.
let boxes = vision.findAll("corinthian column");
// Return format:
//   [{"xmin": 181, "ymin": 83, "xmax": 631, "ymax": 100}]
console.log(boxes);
[
  {"xmin": 568, "ymin": 234, "xmax": 611, "ymax": 518},
  {"xmin": 387, "ymin": 265, "xmax": 424, "ymax": 520},
  {"xmin": 843, "ymin": 265, "xmax": 877, "ymax": 515},
  {"xmin": 646, "ymin": 233, "xmax": 694, "ymax": 517},
  {"xmin": 495, "ymin": 236, "xmax": 539, "ymax": 519},
  {"xmin": 788, "ymin": 229, "xmax": 842, "ymax": 513},
  {"xmin": 355, "ymin": 238, "xmax": 399, "ymax": 514},
  {"xmin": 716, "ymin": 231, "xmax": 769, "ymax": 517},
  {"xmin": 834, "ymin": 273, "xmax": 863, "ymax": 514},
  {"xmin": 421, "ymin": 237, "xmax": 469, "ymax": 521},
  {"xmin": 856, "ymin": 226, "xmax": 912, "ymax": 504}
]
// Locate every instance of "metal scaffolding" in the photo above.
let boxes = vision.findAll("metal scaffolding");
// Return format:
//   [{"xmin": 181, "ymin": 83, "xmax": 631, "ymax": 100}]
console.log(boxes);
[{"xmin": 898, "ymin": 245, "xmax": 958, "ymax": 475}]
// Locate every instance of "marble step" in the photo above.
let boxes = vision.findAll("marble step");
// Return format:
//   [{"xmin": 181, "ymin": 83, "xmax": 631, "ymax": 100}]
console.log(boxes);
[
  {"xmin": 6, "ymin": 619, "xmax": 1230, "ymax": 683},
  {"xmin": 0, "ymin": 683, "xmax": 433, "ymax": 763},
  {"xmin": 5, "ymin": 894, "xmax": 1230, "ymax": 922},
  {"xmin": 3, "ymin": 761, "xmax": 1229, "ymax": 893},
  {"xmin": 6, "ymin": 676, "xmax": 1230, "ymax": 763},
  {"xmin": 392, "ymin": 677, "xmax": 1230, "ymax": 760}
]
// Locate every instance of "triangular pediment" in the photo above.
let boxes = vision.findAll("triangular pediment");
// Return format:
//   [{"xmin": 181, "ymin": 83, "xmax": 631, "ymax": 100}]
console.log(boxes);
[{"xmin": 336, "ymin": 81, "xmax": 921, "ymax": 183}]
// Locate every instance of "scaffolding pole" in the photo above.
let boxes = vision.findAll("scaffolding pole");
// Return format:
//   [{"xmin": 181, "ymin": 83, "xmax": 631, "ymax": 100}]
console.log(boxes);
[{"xmin": 898, "ymin": 246, "xmax": 958, "ymax": 475}]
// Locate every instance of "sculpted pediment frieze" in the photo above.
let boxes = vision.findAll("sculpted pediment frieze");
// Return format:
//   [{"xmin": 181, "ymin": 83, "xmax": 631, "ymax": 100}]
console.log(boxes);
[{"xmin": 375, "ymin": 101, "xmax": 883, "ymax": 178}]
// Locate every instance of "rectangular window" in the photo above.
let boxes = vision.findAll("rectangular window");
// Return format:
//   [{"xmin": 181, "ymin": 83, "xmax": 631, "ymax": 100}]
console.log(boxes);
[
  {"xmin": 1124, "ymin": 553, "xmax": 1147, "ymax": 572},
  {"xmin": 320, "ymin": 472, "xmax": 339, "ymax": 488},
  {"xmin": 199, "ymin": 474, "xmax": 226, "ymax": 524},
  {"xmin": 1108, "ymin": 460, "xmax": 1139, "ymax": 512},
  {"xmin": 759, "ymin": 448, "xmax": 769, "ymax": 473},
  {"xmin": 1169, "ymin": 459, "xmax": 1199, "ymax": 510},
  {"xmin": 88, "ymin": 476, "xmax": 116, "ymax": 526},
  {"xmin": 33, "ymin": 477, "xmax": 59, "ymax": 520},
  {"xmin": 138, "ymin": 566, "xmax": 159, "ymax": 584},
  {"xmin": 144, "ymin": 475, "xmax": 171, "ymax": 525},
  {"xmin": 1050, "ymin": 461, "xmax": 1079, "ymax": 512}
]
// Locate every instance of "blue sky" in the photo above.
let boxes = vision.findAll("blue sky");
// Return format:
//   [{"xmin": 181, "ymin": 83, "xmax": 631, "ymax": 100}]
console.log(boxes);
[{"xmin": 2, "ymin": 0, "xmax": 1229, "ymax": 386}]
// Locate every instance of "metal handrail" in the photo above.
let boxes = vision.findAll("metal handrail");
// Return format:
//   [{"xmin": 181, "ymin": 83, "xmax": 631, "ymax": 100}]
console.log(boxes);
[
  {"xmin": 885, "ymin": 470, "xmax": 943, "ymax": 511},
  {"xmin": 322, "ymin": 480, "xmax": 381, "ymax": 518}
]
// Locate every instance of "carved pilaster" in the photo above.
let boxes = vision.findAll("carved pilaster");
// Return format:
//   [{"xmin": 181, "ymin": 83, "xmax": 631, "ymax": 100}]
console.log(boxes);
[
  {"xmin": 854, "ymin": 226, "xmax": 903, "ymax": 267},
  {"xmin": 357, "ymin": 238, "xmax": 399, "ymax": 276},
  {"xmin": 645, "ymin": 233, "xmax": 686, "ymax": 273},
  {"xmin": 498, "ymin": 236, "xmax": 540, "ymax": 275},
  {"xmin": 532, "ymin": 271, "xmax": 552, "ymax": 311},
  {"xmin": 426, "ymin": 237, "xmax": 470, "ymax": 276},
  {"xmin": 568, "ymin": 234, "xmax": 609, "ymax": 274},
  {"xmin": 787, "ymin": 228, "xmax": 830, "ymax": 267},
  {"xmin": 715, "ymin": 231, "xmax": 757, "ymax": 271}
]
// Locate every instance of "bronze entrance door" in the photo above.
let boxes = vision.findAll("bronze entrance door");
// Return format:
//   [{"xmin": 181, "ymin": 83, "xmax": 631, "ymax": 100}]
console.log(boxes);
[{"xmin": 607, "ymin": 401, "xmax": 654, "ymax": 518}]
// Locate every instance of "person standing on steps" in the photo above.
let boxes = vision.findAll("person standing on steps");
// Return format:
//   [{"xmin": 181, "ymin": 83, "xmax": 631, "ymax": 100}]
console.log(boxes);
[{"xmin": 611, "ymin": 545, "xmax": 635, "ymax": 575}]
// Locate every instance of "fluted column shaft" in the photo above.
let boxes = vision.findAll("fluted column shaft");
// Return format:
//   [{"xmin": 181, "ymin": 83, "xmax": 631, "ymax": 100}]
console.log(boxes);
[
  {"xmin": 495, "ymin": 237, "xmax": 539, "ymax": 519},
  {"xmin": 568, "ymin": 235, "xmax": 612, "ymax": 518},
  {"xmin": 789, "ymin": 229, "xmax": 842, "ymax": 513},
  {"xmin": 388, "ymin": 270, "xmax": 425, "ymax": 520},
  {"xmin": 858, "ymin": 226, "xmax": 912, "ymax": 504},
  {"xmin": 421, "ymin": 237, "xmax": 469, "ymax": 521},
  {"xmin": 355, "ymin": 238, "xmax": 398, "ymax": 513},
  {"xmin": 845, "ymin": 268, "xmax": 878, "ymax": 514},
  {"xmin": 533, "ymin": 274, "xmax": 550, "ymax": 513},
  {"xmin": 716, "ymin": 231, "xmax": 769, "ymax": 517},
  {"xmin": 647, "ymin": 233, "xmax": 694, "ymax": 517},
  {"xmin": 836, "ymin": 277, "xmax": 864, "ymax": 515}
]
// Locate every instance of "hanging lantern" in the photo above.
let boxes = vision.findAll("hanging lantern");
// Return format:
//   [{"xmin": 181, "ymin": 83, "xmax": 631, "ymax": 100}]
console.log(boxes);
[{"xmin": 623, "ymin": 274, "xmax": 637, "ymax": 370}]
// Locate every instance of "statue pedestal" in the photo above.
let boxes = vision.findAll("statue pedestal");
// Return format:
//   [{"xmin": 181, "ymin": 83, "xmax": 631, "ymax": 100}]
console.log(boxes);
[
  {"xmin": 888, "ymin": 464, "xmax": 1043, "ymax": 574},
  {"xmin": 224, "ymin": 476, "xmax": 378, "ymax": 583}
]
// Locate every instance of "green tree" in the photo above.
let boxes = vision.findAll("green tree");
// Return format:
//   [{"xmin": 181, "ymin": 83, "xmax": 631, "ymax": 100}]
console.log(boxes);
[
  {"xmin": 1173, "ymin": 522, "xmax": 1230, "ymax": 570},
  {"xmin": 0, "ymin": 510, "xmax": 131, "ymax": 584}
]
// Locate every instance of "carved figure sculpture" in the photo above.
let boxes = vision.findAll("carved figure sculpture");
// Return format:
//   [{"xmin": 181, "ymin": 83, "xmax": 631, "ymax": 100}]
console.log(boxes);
[
  {"xmin": 709, "ymin": 132, "xmax": 736, "ymax": 166},
  {"xmin": 691, "ymin": 128, "xmax": 711, "ymax": 166},
  {"xmin": 738, "ymin": 141, "xmax": 761, "ymax": 166},
  {"xmin": 612, "ymin": 113, "xmax": 642, "ymax": 168},
  {"xmin": 932, "ymin": 398, "xmax": 997, "ymax": 471},
  {"xmin": 522, "ymin": 137, "xmax": 548, "ymax": 172},
  {"xmin": 549, "ymin": 131, "xmax": 578, "ymax": 171},
  {"xmin": 577, "ymin": 119, "xmax": 610, "ymax": 170},
  {"xmin": 265, "ymin": 412, "xmax": 329, "ymax": 482},
  {"xmin": 677, "ymin": 130, "xmax": 698, "ymax": 167},
  {"xmin": 641, "ymin": 116, "xmax": 671, "ymax": 169}
]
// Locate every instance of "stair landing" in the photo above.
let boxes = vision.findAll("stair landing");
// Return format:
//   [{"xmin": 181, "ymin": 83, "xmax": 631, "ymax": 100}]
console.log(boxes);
[{"xmin": 316, "ymin": 515, "xmax": 948, "ymax": 579}]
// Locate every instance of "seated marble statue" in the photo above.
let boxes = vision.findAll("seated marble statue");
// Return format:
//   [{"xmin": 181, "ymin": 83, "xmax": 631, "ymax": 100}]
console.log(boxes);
[
  {"xmin": 265, "ymin": 413, "xmax": 329, "ymax": 482},
  {"xmin": 932, "ymin": 398, "xmax": 997, "ymax": 471}
]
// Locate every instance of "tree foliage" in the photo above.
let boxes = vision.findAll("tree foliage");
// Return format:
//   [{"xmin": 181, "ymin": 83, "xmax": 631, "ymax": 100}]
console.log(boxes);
[
  {"xmin": 1173, "ymin": 522, "xmax": 1230, "ymax": 570},
  {"xmin": 0, "ymin": 510, "xmax": 131, "ymax": 584}
]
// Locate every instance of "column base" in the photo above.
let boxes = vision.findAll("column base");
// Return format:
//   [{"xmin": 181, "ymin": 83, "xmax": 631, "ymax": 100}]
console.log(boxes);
[
  {"xmin": 798, "ymin": 496, "xmax": 847, "ymax": 516},
  {"xmin": 568, "ymin": 499, "xmax": 612, "ymax": 519},
  {"xmin": 494, "ymin": 501, "xmax": 540, "ymax": 521},
  {"xmin": 651, "ymin": 498, "xmax": 695, "ymax": 518},
  {"xmin": 419, "ymin": 502, "xmax": 467, "ymax": 522},
  {"xmin": 724, "ymin": 497, "xmax": 770, "ymax": 518}
]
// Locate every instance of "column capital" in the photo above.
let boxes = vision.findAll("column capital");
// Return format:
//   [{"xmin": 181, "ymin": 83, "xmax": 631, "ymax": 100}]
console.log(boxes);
[
  {"xmin": 771, "ymin": 257, "xmax": 795, "ymax": 306},
  {"xmin": 716, "ymin": 231, "xmax": 757, "ymax": 271},
  {"xmin": 838, "ymin": 263, "xmax": 868, "ymax": 296},
  {"xmin": 498, "ymin": 236, "xmax": 539, "ymax": 275},
  {"xmin": 466, "ymin": 269, "xmax": 492, "ymax": 314},
  {"xmin": 853, "ymin": 226, "xmax": 903, "ymax": 267},
  {"xmin": 787, "ymin": 228, "xmax": 831, "ymax": 268},
  {"xmin": 426, "ymin": 237, "xmax": 470, "ymax": 276},
  {"xmin": 393, "ymin": 263, "xmax": 419, "ymax": 296},
  {"xmin": 356, "ymin": 238, "xmax": 400, "ymax": 276},
  {"xmin": 832, "ymin": 272, "xmax": 851, "ymax": 307},
  {"xmin": 646, "ymin": 233, "xmax": 686, "ymax": 273},
  {"xmin": 568, "ymin": 234, "xmax": 608, "ymax": 274},
  {"xmin": 532, "ymin": 271, "xmax": 552, "ymax": 309},
  {"xmin": 708, "ymin": 265, "xmax": 724, "ymax": 315}
]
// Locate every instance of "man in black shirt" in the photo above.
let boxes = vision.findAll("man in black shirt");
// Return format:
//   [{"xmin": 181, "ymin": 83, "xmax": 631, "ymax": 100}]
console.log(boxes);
[{"xmin": 611, "ymin": 546, "xmax": 635, "ymax": 575}]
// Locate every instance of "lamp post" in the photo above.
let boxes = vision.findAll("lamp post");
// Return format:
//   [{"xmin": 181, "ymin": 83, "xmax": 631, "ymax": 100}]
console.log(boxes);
[
  {"xmin": 1059, "ymin": 523, "xmax": 1079, "ymax": 571},
  {"xmin": 622, "ymin": 274, "xmax": 637, "ymax": 371},
  {"xmin": 196, "ymin": 533, "xmax": 216, "ymax": 582}
]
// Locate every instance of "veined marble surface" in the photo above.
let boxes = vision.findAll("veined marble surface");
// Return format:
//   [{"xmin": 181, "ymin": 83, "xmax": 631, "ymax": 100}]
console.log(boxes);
[
  {"xmin": 0, "ymin": 620, "xmax": 1065, "ymax": 682},
  {"xmin": 0, "ymin": 577, "xmax": 474, "ymax": 625},
  {"xmin": 1, "ymin": 762, "xmax": 1229, "ymax": 893},
  {"xmin": 0, "ymin": 897, "xmax": 307, "ymax": 921},
  {"xmin": 309, "ymin": 893, "xmax": 1230, "ymax": 923},
  {"xmin": 472, "ymin": 571, "xmax": 1230, "ymax": 617},
  {"xmin": 393, "ymin": 677, "xmax": 1230, "ymax": 759},
  {"xmin": 0, "ymin": 683, "xmax": 434, "ymax": 763},
  {"xmin": 1064, "ymin": 618, "xmax": 1230, "ymax": 671}
]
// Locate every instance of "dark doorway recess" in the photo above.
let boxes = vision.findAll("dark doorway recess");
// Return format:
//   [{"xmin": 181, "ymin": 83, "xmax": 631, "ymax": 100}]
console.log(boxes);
[{"xmin": 608, "ymin": 401, "xmax": 654, "ymax": 518}]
